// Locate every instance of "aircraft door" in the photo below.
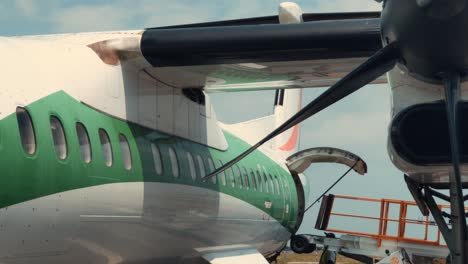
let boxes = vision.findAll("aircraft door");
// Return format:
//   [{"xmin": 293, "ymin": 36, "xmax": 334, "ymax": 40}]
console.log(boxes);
[{"xmin": 285, "ymin": 147, "xmax": 368, "ymax": 231}]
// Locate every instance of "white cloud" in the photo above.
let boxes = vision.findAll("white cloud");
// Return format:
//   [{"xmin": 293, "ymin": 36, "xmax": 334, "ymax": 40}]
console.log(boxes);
[
  {"xmin": 223, "ymin": 0, "xmax": 276, "ymax": 19},
  {"xmin": 306, "ymin": 0, "xmax": 382, "ymax": 12},
  {"xmin": 142, "ymin": 2, "xmax": 216, "ymax": 27},
  {"xmin": 301, "ymin": 110, "xmax": 389, "ymax": 149},
  {"xmin": 15, "ymin": 0, "xmax": 37, "ymax": 16},
  {"xmin": 43, "ymin": 1, "xmax": 253, "ymax": 33},
  {"xmin": 52, "ymin": 4, "xmax": 131, "ymax": 33},
  {"xmin": 5, "ymin": 0, "xmax": 384, "ymax": 34}
]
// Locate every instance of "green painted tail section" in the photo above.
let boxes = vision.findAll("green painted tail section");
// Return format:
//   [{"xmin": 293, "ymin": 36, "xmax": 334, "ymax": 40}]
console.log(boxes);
[{"xmin": 0, "ymin": 91, "xmax": 301, "ymax": 232}]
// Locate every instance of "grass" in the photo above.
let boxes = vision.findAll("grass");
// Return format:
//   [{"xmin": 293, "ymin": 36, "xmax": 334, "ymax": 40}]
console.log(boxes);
[
  {"xmin": 273, "ymin": 251, "xmax": 447, "ymax": 264},
  {"xmin": 273, "ymin": 251, "xmax": 362, "ymax": 264}
]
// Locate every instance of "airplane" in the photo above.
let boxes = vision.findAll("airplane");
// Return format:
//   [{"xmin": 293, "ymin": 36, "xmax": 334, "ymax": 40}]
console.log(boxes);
[{"xmin": 0, "ymin": 0, "xmax": 467, "ymax": 263}]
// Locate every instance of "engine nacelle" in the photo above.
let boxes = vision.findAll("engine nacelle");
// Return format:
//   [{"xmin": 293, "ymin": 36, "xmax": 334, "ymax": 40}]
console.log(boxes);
[
  {"xmin": 387, "ymin": 68, "xmax": 468, "ymax": 186},
  {"xmin": 390, "ymin": 102, "xmax": 468, "ymax": 165}
]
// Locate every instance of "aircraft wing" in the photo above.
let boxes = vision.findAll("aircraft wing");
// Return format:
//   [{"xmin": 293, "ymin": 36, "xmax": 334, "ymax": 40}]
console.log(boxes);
[{"xmin": 90, "ymin": 12, "xmax": 385, "ymax": 92}]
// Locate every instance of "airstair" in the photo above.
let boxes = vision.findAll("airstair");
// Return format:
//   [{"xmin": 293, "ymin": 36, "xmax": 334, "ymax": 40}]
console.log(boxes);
[{"xmin": 291, "ymin": 194, "xmax": 450, "ymax": 263}]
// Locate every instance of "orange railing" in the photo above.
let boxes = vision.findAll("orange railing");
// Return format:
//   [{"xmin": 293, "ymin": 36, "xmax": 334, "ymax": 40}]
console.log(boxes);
[{"xmin": 321, "ymin": 194, "xmax": 451, "ymax": 248}]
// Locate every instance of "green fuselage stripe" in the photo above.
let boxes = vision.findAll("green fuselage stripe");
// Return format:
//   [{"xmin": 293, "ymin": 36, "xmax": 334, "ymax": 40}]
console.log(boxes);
[{"xmin": 0, "ymin": 91, "xmax": 300, "ymax": 231}]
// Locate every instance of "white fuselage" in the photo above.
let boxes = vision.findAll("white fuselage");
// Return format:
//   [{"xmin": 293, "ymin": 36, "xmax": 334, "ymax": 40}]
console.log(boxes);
[
  {"xmin": 387, "ymin": 66, "xmax": 468, "ymax": 184},
  {"xmin": 0, "ymin": 33, "xmax": 300, "ymax": 263},
  {"xmin": 0, "ymin": 183, "xmax": 289, "ymax": 263}
]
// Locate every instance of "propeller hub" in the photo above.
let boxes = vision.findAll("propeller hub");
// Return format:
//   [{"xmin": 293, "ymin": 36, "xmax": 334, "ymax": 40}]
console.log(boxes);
[
  {"xmin": 381, "ymin": 0, "xmax": 468, "ymax": 81},
  {"xmin": 416, "ymin": 0, "xmax": 466, "ymax": 18}
]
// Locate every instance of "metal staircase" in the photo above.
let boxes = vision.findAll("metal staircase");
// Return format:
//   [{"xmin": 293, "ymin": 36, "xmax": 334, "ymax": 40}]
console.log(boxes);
[{"xmin": 291, "ymin": 194, "xmax": 450, "ymax": 263}]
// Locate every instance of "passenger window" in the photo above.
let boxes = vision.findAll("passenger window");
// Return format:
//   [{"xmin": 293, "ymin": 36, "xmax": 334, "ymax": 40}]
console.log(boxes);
[
  {"xmin": 76, "ymin": 123, "xmax": 91, "ymax": 163},
  {"xmin": 208, "ymin": 158, "xmax": 216, "ymax": 184},
  {"xmin": 256, "ymin": 171, "xmax": 263, "ymax": 192},
  {"xmin": 218, "ymin": 160, "xmax": 227, "ymax": 186},
  {"xmin": 269, "ymin": 174, "xmax": 275, "ymax": 194},
  {"xmin": 277, "ymin": 176, "xmax": 283, "ymax": 195},
  {"xmin": 242, "ymin": 167, "xmax": 250, "ymax": 189},
  {"xmin": 229, "ymin": 167, "xmax": 235, "ymax": 188},
  {"xmin": 119, "ymin": 134, "xmax": 132, "ymax": 170},
  {"xmin": 234, "ymin": 165, "xmax": 242, "ymax": 188},
  {"xmin": 151, "ymin": 144, "xmax": 163, "ymax": 175},
  {"xmin": 284, "ymin": 180, "xmax": 289, "ymax": 200},
  {"xmin": 168, "ymin": 147, "xmax": 179, "ymax": 178},
  {"xmin": 196, "ymin": 155, "xmax": 205, "ymax": 179},
  {"xmin": 99, "ymin": 129, "xmax": 113, "ymax": 167},
  {"xmin": 263, "ymin": 172, "xmax": 269, "ymax": 193},
  {"xmin": 187, "ymin": 152, "xmax": 196, "ymax": 181},
  {"xmin": 274, "ymin": 176, "xmax": 281, "ymax": 194},
  {"xmin": 50, "ymin": 116, "xmax": 67, "ymax": 160},
  {"xmin": 16, "ymin": 107, "xmax": 36, "ymax": 155},
  {"xmin": 250, "ymin": 169, "xmax": 257, "ymax": 191}
]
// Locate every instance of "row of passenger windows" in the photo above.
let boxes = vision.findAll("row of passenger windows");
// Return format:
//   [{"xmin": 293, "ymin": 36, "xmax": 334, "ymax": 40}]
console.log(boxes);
[
  {"xmin": 16, "ymin": 107, "xmax": 290, "ymax": 196},
  {"xmin": 151, "ymin": 143, "xmax": 288, "ymax": 196},
  {"xmin": 16, "ymin": 107, "xmax": 133, "ymax": 170}
]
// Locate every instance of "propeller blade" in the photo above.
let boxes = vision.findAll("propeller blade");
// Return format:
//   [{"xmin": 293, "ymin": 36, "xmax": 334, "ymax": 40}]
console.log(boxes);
[
  {"xmin": 202, "ymin": 42, "xmax": 400, "ymax": 181},
  {"xmin": 319, "ymin": 246, "xmax": 337, "ymax": 264}
]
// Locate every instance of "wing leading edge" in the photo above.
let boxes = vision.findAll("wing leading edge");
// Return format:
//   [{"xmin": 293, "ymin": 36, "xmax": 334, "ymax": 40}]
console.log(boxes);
[
  {"xmin": 141, "ymin": 17, "xmax": 381, "ymax": 67},
  {"xmin": 90, "ymin": 13, "xmax": 386, "ymax": 91}
]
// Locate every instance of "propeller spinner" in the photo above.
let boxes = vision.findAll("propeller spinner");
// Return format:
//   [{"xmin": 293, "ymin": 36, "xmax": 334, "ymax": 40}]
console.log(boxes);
[{"xmin": 381, "ymin": 0, "xmax": 468, "ymax": 81}]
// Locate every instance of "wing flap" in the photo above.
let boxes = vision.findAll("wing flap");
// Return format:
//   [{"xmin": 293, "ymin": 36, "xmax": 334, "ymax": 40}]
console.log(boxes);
[{"xmin": 143, "ymin": 59, "xmax": 387, "ymax": 92}]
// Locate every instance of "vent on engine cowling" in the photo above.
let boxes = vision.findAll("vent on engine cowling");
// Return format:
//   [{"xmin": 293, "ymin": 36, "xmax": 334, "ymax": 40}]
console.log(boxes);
[{"xmin": 390, "ymin": 101, "xmax": 468, "ymax": 165}]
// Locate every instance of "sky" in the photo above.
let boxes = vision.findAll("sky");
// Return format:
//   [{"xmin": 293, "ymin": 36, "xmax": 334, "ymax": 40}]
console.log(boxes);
[{"xmin": 0, "ymin": 0, "xmax": 418, "ymax": 236}]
